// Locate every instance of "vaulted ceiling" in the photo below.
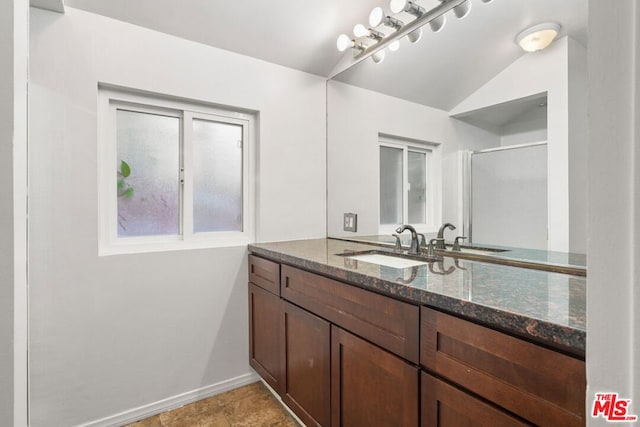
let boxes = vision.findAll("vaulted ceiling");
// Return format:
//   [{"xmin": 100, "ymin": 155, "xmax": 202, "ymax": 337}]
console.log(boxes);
[{"xmin": 49, "ymin": 0, "xmax": 587, "ymax": 110}]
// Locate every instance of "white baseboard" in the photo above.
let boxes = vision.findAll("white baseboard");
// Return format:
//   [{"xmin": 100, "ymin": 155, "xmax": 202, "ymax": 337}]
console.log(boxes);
[{"xmin": 77, "ymin": 372, "xmax": 260, "ymax": 427}]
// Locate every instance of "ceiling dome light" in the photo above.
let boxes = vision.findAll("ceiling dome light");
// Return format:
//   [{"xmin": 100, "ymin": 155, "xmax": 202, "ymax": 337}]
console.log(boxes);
[
  {"xmin": 453, "ymin": 1, "xmax": 471, "ymax": 19},
  {"xmin": 372, "ymin": 50, "xmax": 386, "ymax": 64},
  {"xmin": 369, "ymin": 7, "xmax": 385, "ymax": 27},
  {"xmin": 336, "ymin": 34, "xmax": 353, "ymax": 52},
  {"xmin": 429, "ymin": 14, "xmax": 446, "ymax": 32},
  {"xmin": 389, "ymin": 40, "xmax": 400, "ymax": 51},
  {"xmin": 481, "ymin": 0, "xmax": 494, "ymax": 3},
  {"xmin": 407, "ymin": 28, "xmax": 422, "ymax": 43},
  {"xmin": 516, "ymin": 23, "xmax": 561, "ymax": 52}
]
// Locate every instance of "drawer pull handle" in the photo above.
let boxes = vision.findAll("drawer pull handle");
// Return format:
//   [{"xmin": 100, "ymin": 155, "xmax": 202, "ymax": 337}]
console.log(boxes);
[{"xmin": 250, "ymin": 264, "xmax": 254, "ymax": 274}]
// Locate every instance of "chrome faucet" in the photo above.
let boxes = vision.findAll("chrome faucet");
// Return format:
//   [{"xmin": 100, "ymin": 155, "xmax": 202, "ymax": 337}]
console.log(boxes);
[
  {"xmin": 395, "ymin": 224, "xmax": 420, "ymax": 255},
  {"xmin": 435, "ymin": 223, "xmax": 456, "ymax": 249}
]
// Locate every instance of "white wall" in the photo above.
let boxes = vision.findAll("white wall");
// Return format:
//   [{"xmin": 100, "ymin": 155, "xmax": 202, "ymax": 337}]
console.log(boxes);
[
  {"xmin": 587, "ymin": 1, "xmax": 639, "ymax": 425},
  {"xmin": 0, "ymin": 0, "xmax": 16, "ymax": 422},
  {"xmin": 451, "ymin": 37, "xmax": 587, "ymax": 253},
  {"xmin": 29, "ymin": 7, "xmax": 326, "ymax": 427},
  {"xmin": 567, "ymin": 38, "xmax": 588, "ymax": 255},
  {"xmin": 327, "ymin": 80, "xmax": 449, "ymax": 237},
  {"xmin": 0, "ymin": 0, "xmax": 28, "ymax": 425}
]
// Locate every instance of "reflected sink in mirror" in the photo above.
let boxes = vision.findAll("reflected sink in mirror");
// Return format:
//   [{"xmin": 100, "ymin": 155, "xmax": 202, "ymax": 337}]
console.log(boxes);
[{"xmin": 441, "ymin": 245, "xmax": 509, "ymax": 256}]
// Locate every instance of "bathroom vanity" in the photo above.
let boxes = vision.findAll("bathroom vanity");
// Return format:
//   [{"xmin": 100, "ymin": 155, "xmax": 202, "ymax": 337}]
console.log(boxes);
[{"xmin": 247, "ymin": 238, "xmax": 585, "ymax": 426}]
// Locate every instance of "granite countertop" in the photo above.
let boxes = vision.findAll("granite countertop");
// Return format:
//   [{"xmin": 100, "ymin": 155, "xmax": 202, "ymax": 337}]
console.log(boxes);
[{"xmin": 248, "ymin": 238, "xmax": 586, "ymax": 357}]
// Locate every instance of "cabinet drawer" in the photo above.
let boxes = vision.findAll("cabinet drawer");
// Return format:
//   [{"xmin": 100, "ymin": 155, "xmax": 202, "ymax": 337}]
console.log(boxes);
[
  {"xmin": 420, "ymin": 307, "xmax": 585, "ymax": 426},
  {"xmin": 281, "ymin": 265, "xmax": 419, "ymax": 363},
  {"xmin": 422, "ymin": 373, "xmax": 530, "ymax": 426},
  {"xmin": 249, "ymin": 255, "xmax": 280, "ymax": 295}
]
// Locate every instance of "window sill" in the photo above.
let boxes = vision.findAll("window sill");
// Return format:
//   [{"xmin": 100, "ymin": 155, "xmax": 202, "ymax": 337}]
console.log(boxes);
[{"xmin": 99, "ymin": 235, "xmax": 251, "ymax": 256}]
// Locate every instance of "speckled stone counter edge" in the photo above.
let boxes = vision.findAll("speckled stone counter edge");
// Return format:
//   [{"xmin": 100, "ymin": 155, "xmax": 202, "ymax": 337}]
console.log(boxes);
[{"xmin": 248, "ymin": 244, "xmax": 585, "ymax": 357}]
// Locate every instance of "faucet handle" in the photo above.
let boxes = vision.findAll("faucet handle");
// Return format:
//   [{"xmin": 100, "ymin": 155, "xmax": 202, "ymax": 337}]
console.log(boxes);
[
  {"xmin": 452, "ymin": 236, "xmax": 467, "ymax": 251},
  {"xmin": 392, "ymin": 234, "xmax": 402, "ymax": 251},
  {"xmin": 417, "ymin": 233, "xmax": 427, "ymax": 249},
  {"xmin": 426, "ymin": 238, "xmax": 437, "ymax": 257}
]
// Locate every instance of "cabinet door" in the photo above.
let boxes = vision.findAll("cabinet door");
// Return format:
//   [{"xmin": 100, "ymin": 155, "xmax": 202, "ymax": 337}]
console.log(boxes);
[
  {"xmin": 332, "ymin": 326, "xmax": 419, "ymax": 427},
  {"xmin": 421, "ymin": 307, "xmax": 585, "ymax": 426},
  {"xmin": 281, "ymin": 302, "xmax": 331, "ymax": 427},
  {"xmin": 248, "ymin": 283, "xmax": 281, "ymax": 393},
  {"xmin": 421, "ymin": 373, "xmax": 531, "ymax": 427}
]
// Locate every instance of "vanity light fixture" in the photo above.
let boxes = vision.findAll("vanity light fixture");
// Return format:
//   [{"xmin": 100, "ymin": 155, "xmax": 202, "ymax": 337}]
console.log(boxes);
[
  {"xmin": 516, "ymin": 22, "xmax": 561, "ymax": 52},
  {"xmin": 380, "ymin": 15, "xmax": 405, "ymax": 30},
  {"xmin": 336, "ymin": 0, "xmax": 495, "ymax": 66}
]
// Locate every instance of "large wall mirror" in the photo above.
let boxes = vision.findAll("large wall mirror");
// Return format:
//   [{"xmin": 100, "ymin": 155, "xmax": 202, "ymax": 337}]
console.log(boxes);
[{"xmin": 327, "ymin": 0, "xmax": 587, "ymax": 256}]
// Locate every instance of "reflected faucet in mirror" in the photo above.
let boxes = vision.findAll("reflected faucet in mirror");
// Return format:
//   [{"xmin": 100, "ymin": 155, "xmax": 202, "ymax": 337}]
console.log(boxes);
[{"xmin": 429, "ymin": 260, "xmax": 456, "ymax": 275}]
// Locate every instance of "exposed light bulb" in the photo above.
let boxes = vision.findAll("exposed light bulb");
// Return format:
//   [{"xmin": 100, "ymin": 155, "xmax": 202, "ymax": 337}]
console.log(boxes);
[
  {"xmin": 429, "ymin": 14, "xmax": 446, "ymax": 32},
  {"xmin": 372, "ymin": 50, "xmax": 386, "ymax": 64},
  {"xmin": 369, "ymin": 7, "xmax": 384, "ymax": 27},
  {"xmin": 336, "ymin": 34, "xmax": 353, "ymax": 52},
  {"xmin": 453, "ymin": 1, "xmax": 471, "ymax": 19},
  {"xmin": 391, "ymin": 0, "xmax": 425, "ymax": 16},
  {"xmin": 389, "ymin": 40, "xmax": 400, "ymax": 52},
  {"xmin": 390, "ymin": 0, "xmax": 407, "ymax": 14},
  {"xmin": 353, "ymin": 23, "xmax": 369, "ymax": 38},
  {"xmin": 408, "ymin": 28, "xmax": 422, "ymax": 43}
]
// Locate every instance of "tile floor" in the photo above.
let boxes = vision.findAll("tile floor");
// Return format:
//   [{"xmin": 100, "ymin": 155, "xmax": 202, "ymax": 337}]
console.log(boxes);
[{"xmin": 126, "ymin": 382, "xmax": 299, "ymax": 427}]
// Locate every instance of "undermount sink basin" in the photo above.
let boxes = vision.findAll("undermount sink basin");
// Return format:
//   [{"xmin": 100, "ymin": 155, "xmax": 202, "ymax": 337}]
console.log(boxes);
[{"xmin": 346, "ymin": 253, "xmax": 429, "ymax": 269}]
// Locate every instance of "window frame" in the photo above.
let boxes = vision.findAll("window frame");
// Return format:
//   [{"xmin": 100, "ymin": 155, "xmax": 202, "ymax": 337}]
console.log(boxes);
[
  {"xmin": 378, "ymin": 136, "xmax": 436, "ymax": 235},
  {"xmin": 98, "ymin": 87, "xmax": 255, "ymax": 255}
]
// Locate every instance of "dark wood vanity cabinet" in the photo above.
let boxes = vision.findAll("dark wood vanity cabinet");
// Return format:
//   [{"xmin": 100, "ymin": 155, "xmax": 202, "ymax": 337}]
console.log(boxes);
[
  {"xmin": 248, "ymin": 254, "xmax": 586, "ymax": 427},
  {"xmin": 248, "ymin": 255, "xmax": 281, "ymax": 392}
]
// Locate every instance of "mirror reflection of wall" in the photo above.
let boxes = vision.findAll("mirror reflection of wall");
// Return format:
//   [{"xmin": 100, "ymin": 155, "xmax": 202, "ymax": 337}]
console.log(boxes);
[{"xmin": 327, "ymin": 0, "xmax": 587, "ymax": 255}]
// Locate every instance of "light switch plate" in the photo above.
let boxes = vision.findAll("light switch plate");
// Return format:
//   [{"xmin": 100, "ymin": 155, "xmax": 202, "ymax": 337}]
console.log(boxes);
[{"xmin": 343, "ymin": 213, "xmax": 358, "ymax": 232}]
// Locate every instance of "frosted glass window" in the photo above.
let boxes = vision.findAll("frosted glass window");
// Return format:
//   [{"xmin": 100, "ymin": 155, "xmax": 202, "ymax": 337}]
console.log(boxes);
[
  {"xmin": 192, "ymin": 119, "xmax": 243, "ymax": 232},
  {"xmin": 380, "ymin": 146, "xmax": 403, "ymax": 225},
  {"xmin": 408, "ymin": 151, "xmax": 427, "ymax": 224},
  {"xmin": 116, "ymin": 110, "xmax": 180, "ymax": 237},
  {"xmin": 100, "ymin": 88, "xmax": 254, "ymax": 254}
]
